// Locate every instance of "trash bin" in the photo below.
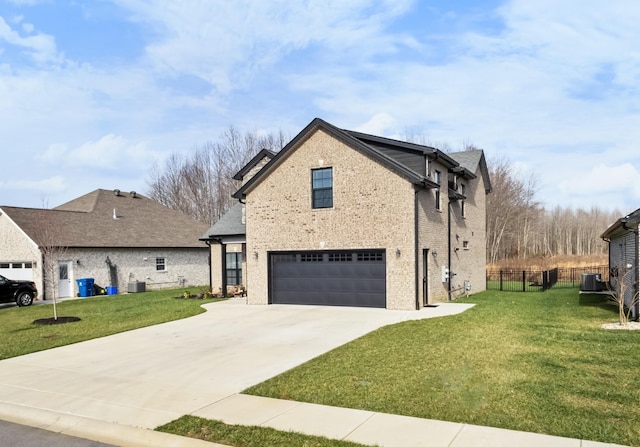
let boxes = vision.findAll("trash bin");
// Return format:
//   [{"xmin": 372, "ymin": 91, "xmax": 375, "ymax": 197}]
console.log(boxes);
[
  {"xmin": 76, "ymin": 278, "xmax": 95, "ymax": 297},
  {"xmin": 106, "ymin": 286, "xmax": 118, "ymax": 295}
]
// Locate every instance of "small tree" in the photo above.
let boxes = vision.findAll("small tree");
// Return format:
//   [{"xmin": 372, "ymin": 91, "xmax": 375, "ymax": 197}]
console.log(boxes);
[
  {"xmin": 608, "ymin": 263, "xmax": 640, "ymax": 326},
  {"xmin": 35, "ymin": 209, "xmax": 69, "ymax": 321}
]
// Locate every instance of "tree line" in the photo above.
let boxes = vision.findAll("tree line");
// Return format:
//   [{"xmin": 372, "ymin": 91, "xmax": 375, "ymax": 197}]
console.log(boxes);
[
  {"xmin": 146, "ymin": 128, "xmax": 622, "ymax": 263},
  {"xmin": 486, "ymin": 156, "xmax": 620, "ymax": 264}
]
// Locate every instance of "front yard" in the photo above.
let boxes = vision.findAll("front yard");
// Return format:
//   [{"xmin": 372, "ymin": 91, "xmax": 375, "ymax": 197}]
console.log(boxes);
[
  {"xmin": 0, "ymin": 288, "xmax": 220, "ymax": 360},
  {"xmin": 2, "ymin": 287, "xmax": 637, "ymax": 446},
  {"xmin": 244, "ymin": 289, "xmax": 639, "ymax": 446}
]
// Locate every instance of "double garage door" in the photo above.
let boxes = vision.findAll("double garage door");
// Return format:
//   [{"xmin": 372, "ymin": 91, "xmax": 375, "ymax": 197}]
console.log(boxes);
[{"xmin": 269, "ymin": 250, "xmax": 386, "ymax": 308}]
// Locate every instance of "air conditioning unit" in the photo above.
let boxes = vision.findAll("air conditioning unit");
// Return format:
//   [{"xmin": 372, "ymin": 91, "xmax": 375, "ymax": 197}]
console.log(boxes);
[{"xmin": 580, "ymin": 273, "xmax": 603, "ymax": 292}]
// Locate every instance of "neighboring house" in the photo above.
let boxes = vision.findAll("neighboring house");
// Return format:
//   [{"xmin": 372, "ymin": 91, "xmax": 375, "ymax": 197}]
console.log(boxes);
[
  {"xmin": 0, "ymin": 189, "xmax": 210, "ymax": 300},
  {"xmin": 601, "ymin": 208, "xmax": 640, "ymax": 319},
  {"xmin": 201, "ymin": 118, "xmax": 491, "ymax": 310}
]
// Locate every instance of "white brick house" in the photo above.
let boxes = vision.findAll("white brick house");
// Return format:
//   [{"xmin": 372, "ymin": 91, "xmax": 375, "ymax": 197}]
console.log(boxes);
[
  {"xmin": 0, "ymin": 189, "xmax": 209, "ymax": 300},
  {"xmin": 202, "ymin": 118, "xmax": 491, "ymax": 310}
]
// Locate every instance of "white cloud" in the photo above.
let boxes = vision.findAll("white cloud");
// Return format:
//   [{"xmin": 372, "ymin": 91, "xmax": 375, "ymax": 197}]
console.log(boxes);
[
  {"xmin": 38, "ymin": 134, "xmax": 159, "ymax": 170},
  {"xmin": 0, "ymin": 16, "xmax": 61, "ymax": 64}
]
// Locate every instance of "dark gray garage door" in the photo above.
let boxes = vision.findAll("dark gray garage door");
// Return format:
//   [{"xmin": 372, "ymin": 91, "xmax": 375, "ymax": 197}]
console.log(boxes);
[{"xmin": 269, "ymin": 250, "xmax": 386, "ymax": 308}]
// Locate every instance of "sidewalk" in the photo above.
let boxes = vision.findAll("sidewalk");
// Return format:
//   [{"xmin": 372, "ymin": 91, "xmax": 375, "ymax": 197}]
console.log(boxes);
[{"xmin": 1, "ymin": 394, "xmax": 624, "ymax": 447}]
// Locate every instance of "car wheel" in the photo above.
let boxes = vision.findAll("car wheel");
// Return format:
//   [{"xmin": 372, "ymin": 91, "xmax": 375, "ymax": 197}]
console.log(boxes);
[{"xmin": 16, "ymin": 291, "xmax": 34, "ymax": 307}]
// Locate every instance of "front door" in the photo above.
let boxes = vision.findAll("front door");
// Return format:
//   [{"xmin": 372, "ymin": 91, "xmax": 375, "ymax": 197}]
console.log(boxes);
[
  {"xmin": 58, "ymin": 261, "xmax": 72, "ymax": 298},
  {"xmin": 422, "ymin": 249, "xmax": 429, "ymax": 306}
]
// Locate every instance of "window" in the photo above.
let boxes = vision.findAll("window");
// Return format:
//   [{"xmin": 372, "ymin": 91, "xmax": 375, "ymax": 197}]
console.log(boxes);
[
  {"xmin": 226, "ymin": 252, "xmax": 243, "ymax": 286},
  {"xmin": 460, "ymin": 183, "xmax": 466, "ymax": 217},
  {"xmin": 328, "ymin": 252, "xmax": 352, "ymax": 262},
  {"xmin": 434, "ymin": 170, "xmax": 441, "ymax": 210},
  {"xmin": 357, "ymin": 252, "xmax": 384, "ymax": 262},
  {"xmin": 463, "ymin": 240, "xmax": 470, "ymax": 250},
  {"xmin": 300, "ymin": 253, "xmax": 323, "ymax": 262},
  {"xmin": 312, "ymin": 168, "xmax": 333, "ymax": 209},
  {"xmin": 156, "ymin": 257, "xmax": 166, "ymax": 271}
]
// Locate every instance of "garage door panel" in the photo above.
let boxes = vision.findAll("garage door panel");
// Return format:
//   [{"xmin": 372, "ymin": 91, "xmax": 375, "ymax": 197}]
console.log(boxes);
[{"xmin": 270, "ymin": 250, "xmax": 386, "ymax": 308}]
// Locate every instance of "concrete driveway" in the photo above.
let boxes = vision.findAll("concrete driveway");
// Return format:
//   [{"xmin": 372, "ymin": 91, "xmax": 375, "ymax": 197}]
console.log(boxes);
[{"xmin": 0, "ymin": 298, "xmax": 472, "ymax": 431}]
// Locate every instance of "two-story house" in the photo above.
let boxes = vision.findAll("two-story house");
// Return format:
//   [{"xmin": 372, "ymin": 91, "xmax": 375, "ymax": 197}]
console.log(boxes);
[{"xmin": 201, "ymin": 118, "xmax": 491, "ymax": 310}]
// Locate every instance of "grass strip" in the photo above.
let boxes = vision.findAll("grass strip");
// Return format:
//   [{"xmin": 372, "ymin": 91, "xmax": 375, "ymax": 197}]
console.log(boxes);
[{"xmin": 157, "ymin": 416, "xmax": 375, "ymax": 447}]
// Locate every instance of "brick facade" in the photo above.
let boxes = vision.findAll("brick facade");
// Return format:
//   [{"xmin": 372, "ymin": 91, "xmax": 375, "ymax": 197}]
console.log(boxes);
[
  {"xmin": 246, "ymin": 129, "xmax": 419, "ymax": 310},
  {"xmin": 212, "ymin": 118, "xmax": 490, "ymax": 310}
]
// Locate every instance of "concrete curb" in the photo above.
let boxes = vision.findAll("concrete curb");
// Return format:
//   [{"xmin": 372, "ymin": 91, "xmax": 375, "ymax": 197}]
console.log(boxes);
[{"xmin": 0, "ymin": 402, "xmax": 224, "ymax": 447}]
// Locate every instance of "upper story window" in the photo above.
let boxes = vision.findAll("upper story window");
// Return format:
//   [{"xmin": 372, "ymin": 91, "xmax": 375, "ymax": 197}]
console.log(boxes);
[
  {"xmin": 312, "ymin": 167, "xmax": 333, "ymax": 209},
  {"xmin": 434, "ymin": 170, "xmax": 441, "ymax": 210},
  {"xmin": 460, "ymin": 183, "xmax": 466, "ymax": 217}
]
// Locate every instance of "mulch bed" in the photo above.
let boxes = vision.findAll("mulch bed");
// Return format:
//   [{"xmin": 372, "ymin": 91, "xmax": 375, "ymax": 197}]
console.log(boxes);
[{"xmin": 33, "ymin": 316, "xmax": 81, "ymax": 325}]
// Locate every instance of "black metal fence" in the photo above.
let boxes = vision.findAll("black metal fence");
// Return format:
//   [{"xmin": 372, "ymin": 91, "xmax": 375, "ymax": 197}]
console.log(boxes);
[{"xmin": 486, "ymin": 265, "xmax": 609, "ymax": 292}]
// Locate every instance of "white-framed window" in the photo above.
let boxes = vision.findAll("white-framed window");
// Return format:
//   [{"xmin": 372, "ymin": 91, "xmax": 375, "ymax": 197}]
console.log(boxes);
[{"xmin": 156, "ymin": 257, "xmax": 167, "ymax": 271}]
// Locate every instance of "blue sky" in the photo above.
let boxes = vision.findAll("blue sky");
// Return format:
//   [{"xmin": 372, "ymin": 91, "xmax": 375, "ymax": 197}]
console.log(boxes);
[{"xmin": 1, "ymin": 0, "xmax": 639, "ymax": 214}]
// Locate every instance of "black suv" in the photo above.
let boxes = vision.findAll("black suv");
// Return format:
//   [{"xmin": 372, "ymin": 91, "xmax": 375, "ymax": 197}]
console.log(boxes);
[{"xmin": 0, "ymin": 274, "xmax": 37, "ymax": 306}]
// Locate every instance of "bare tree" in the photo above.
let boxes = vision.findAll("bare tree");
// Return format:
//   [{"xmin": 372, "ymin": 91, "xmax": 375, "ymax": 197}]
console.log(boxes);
[
  {"xmin": 147, "ymin": 126, "xmax": 287, "ymax": 224},
  {"xmin": 486, "ymin": 156, "xmax": 540, "ymax": 264},
  {"xmin": 35, "ymin": 210, "xmax": 69, "ymax": 321},
  {"xmin": 608, "ymin": 262, "xmax": 640, "ymax": 325}
]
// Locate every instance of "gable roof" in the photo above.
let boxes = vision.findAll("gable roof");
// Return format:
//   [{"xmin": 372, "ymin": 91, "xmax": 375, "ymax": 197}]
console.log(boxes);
[
  {"xmin": 233, "ymin": 149, "xmax": 276, "ymax": 181},
  {"xmin": 601, "ymin": 208, "xmax": 640, "ymax": 240},
  {"xmin": 200, "ymin": 202, "xmax": 245, "ymax": 240},
  {"xmin": 449, "ymin": 150, "xmax": 492, "ymax": 193},
  {"xmin": 1, "ymin": 189, "xmax": 208, "ymax": 248},
  {"xmin": 233, "ymin": 118, "xmax": 446, "ymax": 199}
]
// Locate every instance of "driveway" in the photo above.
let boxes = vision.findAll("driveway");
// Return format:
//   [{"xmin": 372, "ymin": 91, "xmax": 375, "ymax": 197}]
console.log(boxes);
[{"xmin": 0, "ymin": 298, "xmax": 472, "ymax": 430}]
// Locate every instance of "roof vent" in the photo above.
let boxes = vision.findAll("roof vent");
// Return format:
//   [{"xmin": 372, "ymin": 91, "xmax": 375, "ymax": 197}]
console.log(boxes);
[
  {"xmin": 114, "ymin": 189, "xmax": 121, "ymax": 196},
  {"xmin": 131, "ymin": 191, "xmax": 137, "ymax": 198}
]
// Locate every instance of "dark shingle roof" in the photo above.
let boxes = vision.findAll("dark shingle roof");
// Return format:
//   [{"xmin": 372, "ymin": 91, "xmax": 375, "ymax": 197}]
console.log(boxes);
[
  {"xmin": 233, "ymin": 118, "xmax": 442, "ymax": 199},
  {"xmin": 200, "ymin": 203, "xmax": 245, "ymax": 240},
  {"xmin": 449, "ymin": 150, "xmax": 492, "ymax": 193},
  {"xmin": 1, "ymin": 189, "xmax": 209, "ymax": 248}
]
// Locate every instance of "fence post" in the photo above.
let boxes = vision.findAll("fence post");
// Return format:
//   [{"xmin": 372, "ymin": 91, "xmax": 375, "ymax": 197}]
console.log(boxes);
[
  {"xmin": 500, "ymin": 270, "xmax": 503, "ymax": 291},
  {"xmin": 522, "ymin": 271, "xmax": 526, "ymax": 292},
  {"xmin": 542, "ymin": 270, "xmax": 548, "ymax": 291}
]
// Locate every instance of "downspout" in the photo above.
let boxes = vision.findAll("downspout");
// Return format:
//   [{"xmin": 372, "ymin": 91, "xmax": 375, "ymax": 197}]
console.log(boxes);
[
  {"xmin": 221, "ymin": 242, "xmax": 227, "ymax": 297},
  {"xmin": 448, "ymin": 199, "xmax": 452, "ymax": 301},
  {"xmin": 414, "ymin": 189, "xmax": 420, "ymax": 310}
]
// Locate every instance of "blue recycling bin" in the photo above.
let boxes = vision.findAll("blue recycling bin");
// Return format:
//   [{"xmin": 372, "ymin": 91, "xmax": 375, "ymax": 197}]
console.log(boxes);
[{"xmin": 76, "ymin": 278, "xmax": 95, "ymax": 297}]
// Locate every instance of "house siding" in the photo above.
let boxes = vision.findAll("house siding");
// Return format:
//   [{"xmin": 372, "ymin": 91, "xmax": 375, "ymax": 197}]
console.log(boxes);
[
  {"xmin": 42, "ymin": 247, "xmax": 209, "ymax": 299},
  {"xmin": 245, "ymin": 128, "xmax": 417, "ymax": 310},
  {"xmin": 0, "ymin": 211, "xmax": 42, "ymax": 295}
]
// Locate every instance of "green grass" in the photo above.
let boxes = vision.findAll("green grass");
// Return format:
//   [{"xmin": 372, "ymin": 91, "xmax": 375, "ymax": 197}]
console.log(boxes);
[
  {"xmin": 244, "ymin": 289, "xmax": 640, "ymax": 446},
  {"xmin": 0, "ymin": 288, "xmax": 221, "ymax": 360},
  {"xmin": 157, "ymin": 416, "xmax": 374, "ymax": 447}
]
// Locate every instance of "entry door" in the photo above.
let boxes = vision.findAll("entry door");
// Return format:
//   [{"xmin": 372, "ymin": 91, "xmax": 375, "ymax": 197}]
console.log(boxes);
[
  {"xmin": 422, "ymin": 249, "xmax": 429, "ymax": 306},
  {"xmin": 58, "ymin": 261, "xmax": 72, "ymax": 298}
]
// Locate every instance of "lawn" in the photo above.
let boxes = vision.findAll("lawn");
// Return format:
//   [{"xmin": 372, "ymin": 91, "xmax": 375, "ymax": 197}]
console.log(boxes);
[
  {"xmin": 244, "ymin": 289, "xmax": 640, "ymax": 446},
  {"xmin": 0, "ymin": 288, "xmax": 220, "ymax": 360},
  {"xmin": 157, "ymin": 416, "xmax": 373, "ymax": 447}
]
